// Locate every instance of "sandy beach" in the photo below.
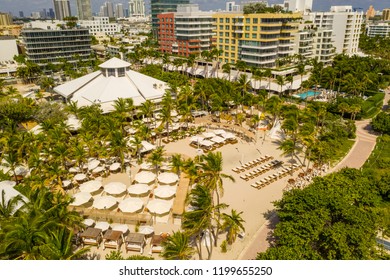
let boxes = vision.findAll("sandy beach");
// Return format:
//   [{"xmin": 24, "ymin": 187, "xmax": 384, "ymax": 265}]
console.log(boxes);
[{"xmin": 83, "ymin": 126, "xmax": 303, "ymax": 260}]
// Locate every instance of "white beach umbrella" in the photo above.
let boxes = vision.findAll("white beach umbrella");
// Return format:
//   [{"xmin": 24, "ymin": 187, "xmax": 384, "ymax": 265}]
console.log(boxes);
[
  {"xmin": 135, "ymin": 171, "xmax": 156, "ymax": 184},
  {"xmin": 146, "ymin": 200, "xmax": 172, "ymax": 215},
  {"xmin": 202, "ymin": 131, "xmax": 216, "ymax": 139},
  {"xmin": 66, "ymin": 116, "xmax": 81, "ymax": 131},
  {"xmin": 79, "ymin": 180, "xmax": 102, "ymax": 193},
  {"xmin": 69, "ymin": 166, "xmax": 81, "ymax": 173},
  {"xmin": 221, "ymin": 132, "xmax": 236, "ymax": 139},
  {"xmin": 112, "ymin": 224, "xmax": 129, "ymax": 234},
  {"xmin": 87, "ymin": 159, "xmax": 100, "ymax": 171},
  {"xmin": 104, "ymin": 182, "xmax": 127, "ymax": 195},
  {"xmin": 15, "ymin": 166, "xmax": 28, "ymax": 176},
  {"xmin": 139, "ymin": 225, "xmax": 154, "ymax": 235},
  {"xmin": 140, "ymin": 141, "xmax": 155, "ymax": 153},
  {"xmin": 95, "ymin": 221, "xmax": 110, "ymax": 232},
  {"xmin": 118, "ymin": 197, "xmax": 144, "ymax": 213},
  {"xmin": 154, "ymin": 185, "xmax": 177, "ymax": 199},
  {"xmin": 70, "ymin": 192, "xmax": 92, "ymax": 206},
  {"xmin": 74, "ymin": 173, "xmax": 87, "ymax": 182},
  {"xmin": 210, "ymin": 136, "xmax": 225, "ymax": 144},
  {"xmin": 213, "ymin": 129, "xmax": 226, "ymax": 135},
  {"xmin": 127, "ymin": 184, "xmax": 151, "ymax": 196},
  {"xmin": 62, "ymin": 180, "xmax": 72, "ymax": 188},
  {"xmin": 190, "ymin": 135, "xmax": 204, "ymax": 143},
  {"xmin": 140, "ymin": 162, "xmax": 153, "ymax": 171},
  {"xmin": 109, "ymin": 162, "xmax": 121, "ymax": 172},
  {"xmin": 83, "ymin": 218, "xmax": 95, "ymax": 227},
  {"xmin": 200, "ymin": 139, "xmax": 214, "ymax": 147},
  {"xmin": 0, "ymin": 180, "xmax": 16, "ymax": 188},
  {"xmin": 92, "ymin": 196, "xmax": 117, "ymax": 209},
  {"xmin": 126, "ymin": 127, "xmax": 137, "ymax": 134},
  {"xmin": 160, "ymin": 163, "xmax": 172, "ymax": 171},
  {"xmin": 171, "ymin": 110, "xmax": 178, "ymax": 117},
  {"xmin": 92, "ymin": 166, "xmax": 105, "ymax": 174},
  {"xmin": 157, "ymin": 172, "xmax": 179, "ymax": 185}
]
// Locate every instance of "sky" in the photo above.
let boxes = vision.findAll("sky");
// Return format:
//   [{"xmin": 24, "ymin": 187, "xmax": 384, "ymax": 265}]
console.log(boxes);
[{"xmin": 0, "ymin": 0, "xmax": 388, "ymax": 17}]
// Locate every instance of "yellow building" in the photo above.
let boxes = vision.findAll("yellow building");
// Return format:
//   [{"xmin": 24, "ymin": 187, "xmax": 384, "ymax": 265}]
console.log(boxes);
[
  {"xmin": 212, "ymin": 12, "xmax": 301, "ymax": 68},
  {"xmin": 0, "ymin": 13, "xmax": 13, "ymax": 26},
  {"xmin": 383, "ymin": 9, "xmax": 390, "ymax": 21}
]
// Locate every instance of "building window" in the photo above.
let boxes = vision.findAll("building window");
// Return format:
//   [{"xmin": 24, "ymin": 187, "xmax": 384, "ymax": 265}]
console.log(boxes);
[
  {"xmin": 245, "ymin": 33, "xmax": 249, "ymax": 38},
  {"xmin": 225, "ymin": 45, "xmax": 229, "ymax": 50},
  {"xmin": 245, "ymin": 26, "xmax": 250, "ymax": 31},
  {"xmin": 107, "ymin": 68, "xmax": 115, "ymax": 77},
  {"xmin": 253, "ymin": 26, "xmax": 257, "ymax": 31},
  {"xmin": 226, "ymin": 18, "xmax": 230, "ymax": 23},
  {"xmin": 219, "ymin": 38, "xmax": 223, "ymax": 43},
  {"xmin": 225, "ymin": 39, "xmax": 229, "ymax": 44},
  {"xmin": 252, "ymin": 34, "xmax": 257, "ymax": 39},
  {"xmin": 219, "ymin": 32, "xmax": 223, "ymax": 36},
  {"xmin": 225, "ymin": 52, "xmax": 228, "ymax": 56},
  {"xmin": 253, "ymin": 18, "xmax": 258, "ymax": 24},
  {"xmin": 220, "ymin": 18, "xmax": 223, "ymax": 23},
  {"xmin": 231, "ymin": 46, "xmax": 235, "ymax": 51},
  {"xmin": 118, "ymin": 68, "xmax": 125, "ymax": 77},
  {"xmin": 226, "ymin": 25, "xmax": 230, "ymax": 30},
  {"xmin": 246, "ymin": 18, "xmax": 250, "ymax": 24}
]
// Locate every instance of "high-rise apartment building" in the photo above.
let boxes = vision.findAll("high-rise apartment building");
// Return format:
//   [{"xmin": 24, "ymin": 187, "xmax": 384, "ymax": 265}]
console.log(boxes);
[
  {"xmin": 366, "ymin": 5, "xmax": 375, "ymax": 19},
  {"xmin": 76, "ymin": 0, "xmax": 92, "ymax": 20},
  {"xmin": 79, "ymin": 17, "xmax": 120, "ymax": 35},
  {"xmin": 21, "ymin": 28, "xmax": 91, "ymax": 65},
  {"xmin": 151, "ymin": 0, "xmax": 190, "ymax": 36},
  {"xmin": 158, "ymin": 4, "xmax": 214, "ymax": 57},
  {"xmin": 116, "ymin": 4, "xmax": 124, "ymax": 18},
  {"xmin": 213, "ymin": 12, "xmax": 301, "ymax": 68},
  {"xmin": 129, "ymin": 0, "xmax": 146, "ymax": 17},
  {"xmin": 226, "ymin": 2, "xmax": 240, "ymax": 12},
  {"xmin": 0, "ymin": 13, "xmax": 13, "ymax": 26},
  {"xmin": 305, "ymin": 6, "xmax": 363, "ymax": 55},
  {"xmin": 100, "ymin": 2, "xmax": 115, "ymax": 18},
  {"xmin": 383, "ymin": 9, "xmax": 390, "ymax": 21},
  {"xmin": 19, "ymin": 11, "xmax": 24, "ymax": 18},
  {"xmin": 367, "ymin": 22, "xmax": 390, "ymax": 37},
  {"xmin": 53, "ymin": 0, "xmax": 71, "ymax": 20},
  {"xmin": 284, "ymin": 0, "xmax": 312, "ymax": 13}
]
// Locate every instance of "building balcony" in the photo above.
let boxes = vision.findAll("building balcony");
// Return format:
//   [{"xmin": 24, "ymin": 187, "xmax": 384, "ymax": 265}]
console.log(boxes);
[
  {"xmin": 240, "ymin": 44, "xmax": 277, "ymax": 50},
  {"xmin": 241, "ymin": 51, "xmax": 277, "ymax": 57}
]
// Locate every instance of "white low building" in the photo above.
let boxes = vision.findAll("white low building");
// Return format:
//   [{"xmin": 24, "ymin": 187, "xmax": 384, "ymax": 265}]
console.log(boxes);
[
  {"xmin": 54, "ymin": 57, "xmax": 170, "ymax": 113},
  {"xmin": 79, "ymin": 17, "xmax": 120, "ymax": 35}
]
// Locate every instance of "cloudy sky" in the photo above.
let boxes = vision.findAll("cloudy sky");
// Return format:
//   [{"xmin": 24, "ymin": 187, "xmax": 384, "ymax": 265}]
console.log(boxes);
[{"xmin": 0, "ymin": 0, "xmax": 387, "ymax": 17}]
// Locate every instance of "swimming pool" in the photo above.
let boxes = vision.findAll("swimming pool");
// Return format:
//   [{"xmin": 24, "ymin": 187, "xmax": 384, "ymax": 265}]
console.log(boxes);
[{"xmin": 293, "ymin": 91, "xmax": 321, "ymax": 99}]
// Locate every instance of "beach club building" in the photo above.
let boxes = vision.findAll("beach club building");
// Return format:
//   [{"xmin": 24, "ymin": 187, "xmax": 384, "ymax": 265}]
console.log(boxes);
[{"xmin": 54, "ymin": 57, "xmax": 169, "ymax": 113}]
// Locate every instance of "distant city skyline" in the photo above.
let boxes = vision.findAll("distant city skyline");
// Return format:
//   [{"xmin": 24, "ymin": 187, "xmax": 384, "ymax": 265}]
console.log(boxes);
[{"xmin": 0, "ymin": 0, "xmax": 388, "ymax": 17}]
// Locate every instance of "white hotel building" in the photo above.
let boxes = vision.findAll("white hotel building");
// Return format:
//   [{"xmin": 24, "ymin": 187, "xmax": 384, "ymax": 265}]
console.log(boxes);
[{"xmin": 79, "ymin": 17, "xmax": 120, "ymax": 35}]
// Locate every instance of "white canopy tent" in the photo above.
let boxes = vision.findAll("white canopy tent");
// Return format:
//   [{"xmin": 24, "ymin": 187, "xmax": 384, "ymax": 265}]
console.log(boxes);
[
  {"xmin": 70, "ymin": 192, "xmax": 92, "ymax": 206},
  {"xmin": 118, "ymin": 197, "xmax": 144, "ymax": 213},
  {"xmin": 146, "ymin": 199, "xmax": 172, "ymax": 215},
  {"xmin": 134, "ymin": 171, "xmax": 156, "ymax": 184},
  {"xmin": 154, "ymin": 185, "xmax": 177, "ymax": 199},
  {"xmin": 127, "ymin": 184, "xmax": 151, "ymax": 196},
  {"xmin": 104, "ymin": 182, "xmax": 127, "ymax": 195},
  {"xmin": 95, "ymin": 221, "xmax": 110, "ymax": 232},
  {"xmin": 92, "ymin": 196, "xmax": 118, "ymax": 209},
  {"xmin": 79, "ymin": 180, "xmax": 102, "ymax": 193},
  {"xmin": 157, "ymin": 172, "xmax": 179, "ymax": 185}
]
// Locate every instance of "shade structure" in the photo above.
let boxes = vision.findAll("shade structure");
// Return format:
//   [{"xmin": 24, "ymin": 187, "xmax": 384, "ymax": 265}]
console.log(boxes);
[
  {"xmin": 202, "ymin": 132, "xmax": 216, "ymax": 139},
  {"xmin": 138, "ymin": 225, "xmax": 154, "ymax": 235},
  {"xmin": 92, "ymin": 166, "xmax": 105, "ymax": 174},
  {"xmin": 69, "ymin": 166, "xmax": 81, "ymax": 173},
  {"xmin": 15, "ymin": 166, "xmax": 28, "ymax": 176},
  {"xmin": 92, "ymin": 196, "xmax": 117, "ymax": 209},
  {"xmin": 160, "ymin": 163, "xmax": 172, "ymax": 171},
  {"xmin": 190, "ymin": 135, "xmax": 204, "ymax": 143},
  {"xmin": 147, "ymin": 200, "xmax": 172, "ymax": 215},
  {"xmin": 157, "ymin": 172, "xmax": 179, "ymax": 185},
  {"xmin": 0, "ymin": 180, "xmax": 16, "ymax": 188},
  {"xmin": 112, "ymin": 224, "xmax": 129, "ymax": 234},
  {"xmin": 109, "ymin": 162, "xmax": 121, "ymax": 172},
  {"xmin": 104, "ymin": 182, "xmax": 127, "ymax": 195},
  {"xmin": 134, "ymin": 171, "xmax": 156, "ymax": 184},
  {"xmin": 70, "ymin": 192, "xmax": 92, "ymax": 206},
  {"xmin": 83, "ymin": 218, "xmax": 95, "ymax": 227},
  {"xmin": 79, "ymin": 180, "xmax": 102, "ymax": 193},
  {"xmin": 200, "ymin": 139, "xmax": 214, "ymax": 147},
  {"xmin": 118, "ymin": 197, "xmax": 144, "ymax": 213},
  {"xmin": 63, "ymin": 180, "xmax": 72, "ymax": 188},
  {"xmin": 171, "ymin": 110, "xmax": 178, "ymax": 117},
  {"xmin": 127, "ymin": 184, "xmax": 151, "ymax": 196},
  {"xmin": 210, "ymin": 136, "xmax": 225, "ymax": 144},
  {"xmin": 95, "ymin": 221, "xmax": 110, "ymax": 232},
  {"xmin": 140, "ymin": 141, "xmax": 155, "ymax": 153},
  {"xmin": 140, "ymin": 162, "xmax": 153, "ymax": 171},
  {"xmin": 87, "ymin": 159, "xmax": 100, "ymax": 171},
  {"xmin": 154, "ymin": 185, "xmax": 177, "ymax": 199},
  {"xmin": 213, "ymin": 129, "xmax": 226, "ymax": 135},
  {"xmin": 74, "ymin": 173, "xmax": 87, "ymax": 182},
  {"xmin": 221, "ymin": 132, "xmax": 236, "ymax": 139},
  {"xmin": 126, "ymin": 127, "xmax": 137, "ymax": 134}
]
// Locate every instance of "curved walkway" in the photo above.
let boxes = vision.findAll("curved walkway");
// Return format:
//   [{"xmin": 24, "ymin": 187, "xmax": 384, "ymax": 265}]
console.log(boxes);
[{"xmin": 238, "ymin": 89, "xmax": 390, "ymax": 260}]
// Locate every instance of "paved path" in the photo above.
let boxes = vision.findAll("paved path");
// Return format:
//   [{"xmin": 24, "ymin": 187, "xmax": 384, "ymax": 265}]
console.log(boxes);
[{"xmin": 238, "ymin": 89, "xmax": 390, "ymax": 260}]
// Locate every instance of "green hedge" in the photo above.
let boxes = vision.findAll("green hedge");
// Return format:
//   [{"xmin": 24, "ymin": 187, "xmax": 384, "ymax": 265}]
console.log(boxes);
[{"xmin": 361, "ymin": 92, "xmax": 385, "ymax": 119}]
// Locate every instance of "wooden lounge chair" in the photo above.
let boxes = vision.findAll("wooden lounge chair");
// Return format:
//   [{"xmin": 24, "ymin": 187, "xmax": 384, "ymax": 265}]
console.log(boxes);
[
  {"xmin": 80, "ymin": 227, "xmax": 103, "ymax": 248},
  {"xmin": 125, "ymin": 233, "xmax": 145, "ymax": 254},
  {"xmin": 102, "ymin": 230, "xmax": 123, "ymax": 250},
  {"xmin": 150, "ymin": 233, "xmax": 169, "ymax": 254}
]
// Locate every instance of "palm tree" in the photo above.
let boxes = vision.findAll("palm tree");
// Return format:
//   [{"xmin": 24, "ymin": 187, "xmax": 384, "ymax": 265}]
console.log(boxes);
[
  {"xmin": 130, "ymin": 135, "xmax": 143, "ymax": 163},
  {"xmin": 234, "ymin": 60, "xmax": 247, "ymax": 81},
  {"xmin": 198, "ymin": 151, "xmax": 235, "ymax": 246},
  {"xmin": 2, "ymin": 151, "xmax": 20, "ymax": 182},
  {"xmin": 109, "ymin": 129, "xmax": 128, "ymax": 169},
  {"xmin": 276, "ymin": 75, "xmax": 285, "ymax": 97},
  {"xmin": 297, "ymin": 63, "xmax": 306, "ymax": 90},
  {"xmin": 222, "ymin": 63, "xmax": 231, "ymax": 81},
  {"xmin": 147, "ymin": 146, "xmax": 165, "ymax": 175},
  {"xmin": 170, "ymin": 154, "xmax": 183, "ymax": 176},
  {"xmin": 161, "ymin": 231, "xmax": 194, "ymax": 260},
  {"xmin": 201, "ymin": 50, "xmax": 211, "ymax": 78},
  {"xmin": 221, "ymin": 209, "xmax": 245, "ymax": 245},
  {"xmin": 0, "ymin": 190, "xmax": 24, "ymax": 222},
  {"xmin": 349, "ymin": 104, "xmax": 361, "ymax": 120},
  {"xmin": 286, "ymin": 75, "xmax": 294, "ymax": 96},
  {"xmin": 338, "ymin": 102, "xmax": 350, "ymax": 119},
  {"xmin": 182, "ymin": 184, "xmax": 214, "ymax": 259}
]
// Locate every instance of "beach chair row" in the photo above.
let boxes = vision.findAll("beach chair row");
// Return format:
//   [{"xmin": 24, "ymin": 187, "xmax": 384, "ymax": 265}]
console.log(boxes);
[
  {"xmin": 232, "ymin": 155, "xmax": 273, "ymax": 173},
  {"xmin": 240, "ymin": 160, "xmax": 283, "ymax": 181},
  {"xmin": 250, "ymin": 164, "xmax": 301, "ymax": 190}
]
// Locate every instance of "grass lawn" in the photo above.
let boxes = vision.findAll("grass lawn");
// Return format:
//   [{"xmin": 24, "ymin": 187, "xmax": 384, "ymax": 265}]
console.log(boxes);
[
  {"xmin": 332, "ymin": 139, "xmax": 355, "ymax": 165},
  {"xmin": 363, "ymin": 134, "xmax": 390, "ymax": 172}
]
